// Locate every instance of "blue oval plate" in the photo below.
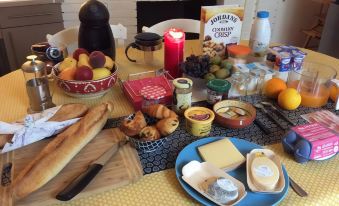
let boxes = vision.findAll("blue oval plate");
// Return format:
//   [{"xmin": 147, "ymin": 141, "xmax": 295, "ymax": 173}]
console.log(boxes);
[{"xmin": 175, "ymin": 137, "xmax": 289, "ymax": 206}]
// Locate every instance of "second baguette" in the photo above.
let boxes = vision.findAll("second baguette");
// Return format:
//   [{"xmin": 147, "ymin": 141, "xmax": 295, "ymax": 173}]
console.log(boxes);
[{"xmin": 11, "ymin": 102, "xmax": 113, "ymax": 200}]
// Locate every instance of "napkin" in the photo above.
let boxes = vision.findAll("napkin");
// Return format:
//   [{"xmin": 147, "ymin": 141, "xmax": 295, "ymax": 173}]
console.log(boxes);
[{"xmin": 0, "ymin": 106, "xmax": 80, "ymax": 153}]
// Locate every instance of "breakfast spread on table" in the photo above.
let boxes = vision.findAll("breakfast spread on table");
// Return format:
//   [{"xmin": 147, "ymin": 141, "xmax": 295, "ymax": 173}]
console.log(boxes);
[{"xmin": 0, "ymin": 1, "xmax": 338, "ymax": 206}]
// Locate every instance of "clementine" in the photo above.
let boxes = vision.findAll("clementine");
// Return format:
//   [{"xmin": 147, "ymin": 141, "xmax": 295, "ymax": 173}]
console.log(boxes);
[
  {"xmin": 264, "ymin": 78, "xmax": 287, "ymax": 99},
  {"xmin": 58, "ymin": 67, "xmax": 77, "ymax": 80},
  {"xmin": 330, "ymin": 85, "xmax": 338, "ymax": 102},
  {"xmin": 278, "ymin": 88, "xmax": 301, "ymax": 110}
]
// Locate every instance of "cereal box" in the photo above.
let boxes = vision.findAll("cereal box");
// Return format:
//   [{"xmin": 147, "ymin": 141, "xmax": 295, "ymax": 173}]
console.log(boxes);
[{"xmin": 200, "ymin": 5, "xmax": 244, "ymax": 59}]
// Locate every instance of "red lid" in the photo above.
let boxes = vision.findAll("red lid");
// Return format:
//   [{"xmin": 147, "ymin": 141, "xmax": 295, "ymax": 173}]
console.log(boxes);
[
  {"xmin": 140, "ymin": 85, "xmax": 166, "ymax": 100},
  {"xmin": 227, "ymin": 45, "xmax": 251, "ymax": 56}
]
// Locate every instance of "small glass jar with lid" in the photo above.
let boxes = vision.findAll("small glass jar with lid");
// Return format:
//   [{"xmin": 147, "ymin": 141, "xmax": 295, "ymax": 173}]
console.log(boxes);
[
  {"xmin": 227, "ymin": 45, "xmax": 251, "ymax": 64},
  {"xmin": 206, "ymin": 79, "xmax": 231, "ymax": 105},
  {"xmin": 140, "ymin": 85, "xmax": 166, "ymax": 109},
  {"xmin": 228, "ymin": 72, "xmax": 249, "ymax": 98},
  {"xmin": 173, "ymin": 78, "xmax": 193, "ymax": 114}
]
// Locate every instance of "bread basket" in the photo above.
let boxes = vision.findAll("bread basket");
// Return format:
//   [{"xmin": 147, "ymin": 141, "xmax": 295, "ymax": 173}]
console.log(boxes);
[{"xmin": 123, "ymin": 113, "xmax": 171, "ymax": 153}]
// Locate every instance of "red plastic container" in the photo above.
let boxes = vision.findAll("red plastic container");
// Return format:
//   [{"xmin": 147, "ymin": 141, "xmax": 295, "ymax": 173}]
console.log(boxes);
[{"xmin": 122, "ymin": 75, "xmax": 173, "ymax": 110}]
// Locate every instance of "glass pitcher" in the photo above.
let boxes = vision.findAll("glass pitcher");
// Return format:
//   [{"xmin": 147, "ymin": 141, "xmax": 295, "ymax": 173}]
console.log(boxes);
[{"xmin": 287, "ymin": 61, "xmax": 337, "ymax": 108}]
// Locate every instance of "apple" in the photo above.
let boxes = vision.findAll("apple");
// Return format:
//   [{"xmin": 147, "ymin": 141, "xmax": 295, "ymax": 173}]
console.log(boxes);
[
  {"xmin": 73, "ymin": 48, "xmax": 89, "ymax": 61},
  {"xmin": 75, "ymin": 65, "xmax": 93, "ymax": 80}
]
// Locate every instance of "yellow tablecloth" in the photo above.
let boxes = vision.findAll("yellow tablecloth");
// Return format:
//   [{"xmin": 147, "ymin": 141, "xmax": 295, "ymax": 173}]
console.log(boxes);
[{"xmin": 0, "ymin": 40, "xmax": 338, "ymax": 206}]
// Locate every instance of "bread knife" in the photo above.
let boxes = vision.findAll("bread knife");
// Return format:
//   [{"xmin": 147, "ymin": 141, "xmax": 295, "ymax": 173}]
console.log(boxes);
[{"xmin": 56, "ymin": 143, "xmax": 120, "ymax": 201}]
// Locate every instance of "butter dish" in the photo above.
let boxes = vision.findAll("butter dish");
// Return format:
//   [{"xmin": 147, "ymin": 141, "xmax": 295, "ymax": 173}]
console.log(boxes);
[
  {"xmin": 182, "ymin": 160, "xmax": 246, "ymax": 206},
  {"xmin": 246, "ymin": 149, "xmax": 285, "ymax": 193}
]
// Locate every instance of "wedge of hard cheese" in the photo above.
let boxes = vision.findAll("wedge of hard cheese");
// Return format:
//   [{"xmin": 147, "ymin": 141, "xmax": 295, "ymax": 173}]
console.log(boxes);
[{"xmin": 198, "ymin": 138, "xmax": 245, "ymax": 171}]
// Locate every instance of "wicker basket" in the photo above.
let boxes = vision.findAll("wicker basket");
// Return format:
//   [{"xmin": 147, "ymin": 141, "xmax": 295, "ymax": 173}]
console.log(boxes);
[{"xmin": 123, "ymin": 113, "xmax": 171, "ymax": 153}]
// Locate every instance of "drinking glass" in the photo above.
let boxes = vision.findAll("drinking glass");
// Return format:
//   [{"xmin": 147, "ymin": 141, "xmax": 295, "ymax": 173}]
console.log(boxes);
[{"xmin": 287, "ymin": 61, "xmax": 337, "ymax": 107}]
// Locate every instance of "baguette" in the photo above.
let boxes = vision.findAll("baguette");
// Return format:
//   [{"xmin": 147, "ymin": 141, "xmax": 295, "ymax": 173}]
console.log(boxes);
[
  {"xmin": 142, "ymin": 104, "xmax": 178, "ymax": 119},
  {"xmin": 0, "ymin": 103, "xmax": 89, "ymax": 149},
  {"xmin": 11, "ymin": 102, "xmax": 113, "ymax": 200},
  {"xmin": 48, "ymin": 103, "xmax": 89, "ymax": 122}
]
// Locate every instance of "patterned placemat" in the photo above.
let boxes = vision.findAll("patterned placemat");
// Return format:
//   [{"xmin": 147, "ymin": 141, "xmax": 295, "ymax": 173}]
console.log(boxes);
[{"xmin": 104, "ymin": 94, "xmax": 338, "ymax": 174}]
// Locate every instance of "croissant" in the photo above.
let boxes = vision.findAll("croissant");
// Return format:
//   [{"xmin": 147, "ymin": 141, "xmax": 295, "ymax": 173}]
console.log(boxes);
[
  {"xmin": 139, "ymin": 126, "xmax": 161, "ymax": 141},
  {"xmin": 156, "ymin": 117, "xmax": 179, "ymax": 136},
  {"xmin": 142, "ymin": 104, "xmax": 178, "ymax": 119},
  {"xmin": 119, "ymin": 111, "xmax": 147, "ymax": 137}
]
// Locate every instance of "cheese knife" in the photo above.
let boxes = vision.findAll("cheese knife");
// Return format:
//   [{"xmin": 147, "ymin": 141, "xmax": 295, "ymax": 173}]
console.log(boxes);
[{"xmin": 56, "ymin": 142, "xmax": 121, "ymax": 201}]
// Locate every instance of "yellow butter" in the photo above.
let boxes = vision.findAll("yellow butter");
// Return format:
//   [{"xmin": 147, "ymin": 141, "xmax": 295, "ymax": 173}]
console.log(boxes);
[
  {"xmin": 251, "ymin": 156, "xmax": 279, "ymax": 190},
  {"xmin": 198, "ymin": 138, "xmax": 245, "ymax": 170}
]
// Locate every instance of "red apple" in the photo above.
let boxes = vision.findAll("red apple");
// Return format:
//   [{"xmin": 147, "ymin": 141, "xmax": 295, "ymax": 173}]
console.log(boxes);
[
  {"xmin": 73, "ymin": 48, "xmax": 89, "ymax": 61},
  {"xmin": 74, "ymin": 65, "xmax": 93, "ymax": 80}
]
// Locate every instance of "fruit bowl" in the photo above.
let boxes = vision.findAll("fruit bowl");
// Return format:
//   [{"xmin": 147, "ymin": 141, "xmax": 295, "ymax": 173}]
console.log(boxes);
[
  {"xmin": 52, "ymin": 63, "xmax": 118, "ymax": 98},
  {"xmin": 213, "ymin": 100, "xmax": 256, "ymax": 129}
]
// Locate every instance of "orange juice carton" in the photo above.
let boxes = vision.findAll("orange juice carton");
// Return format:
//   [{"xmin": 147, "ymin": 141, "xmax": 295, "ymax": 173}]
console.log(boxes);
[{"xmin": 200, "ymin": 5, "xmax": 244, "ymax": 59}]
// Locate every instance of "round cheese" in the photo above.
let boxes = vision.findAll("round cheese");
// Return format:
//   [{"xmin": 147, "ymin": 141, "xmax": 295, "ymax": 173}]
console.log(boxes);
[{"xmin": 251, "ymin": 156, "xmax": 279, "ymax": 190}]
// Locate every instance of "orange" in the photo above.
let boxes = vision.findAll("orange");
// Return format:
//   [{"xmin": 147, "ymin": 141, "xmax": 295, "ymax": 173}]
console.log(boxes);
[
  {"xmin": 329, "ymin": 85, "xmax": 338, "ymax": 102},
  {"xmin": 58, "ymin": 67, "xmax": 77, "ymax": 80},
  {"xmin": 264, "ymin": 78, "xmax": 287, "ymax": 99},
  {"xmin": 278, "ymin": 88, "xmax": 301, "ymax": 110}
]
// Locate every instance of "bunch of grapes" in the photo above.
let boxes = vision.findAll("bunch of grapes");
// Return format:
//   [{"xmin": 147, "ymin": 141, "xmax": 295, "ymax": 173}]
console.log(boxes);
[{"xmin": 180, "ymin": 54, "xmax": 210, "ymax": 78}]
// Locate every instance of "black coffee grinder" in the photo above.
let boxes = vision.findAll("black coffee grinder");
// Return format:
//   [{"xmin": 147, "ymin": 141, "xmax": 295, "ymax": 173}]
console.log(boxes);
[{"xmin": 78, "ymin": 0, "xmax": 115, "ymax": 60}]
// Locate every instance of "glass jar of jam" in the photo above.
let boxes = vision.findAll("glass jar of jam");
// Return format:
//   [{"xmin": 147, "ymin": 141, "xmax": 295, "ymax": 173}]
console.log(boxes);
[
  {"xmin": 206, "ymin": 79, "xmax": 231, "ymax": 105},
  {"xmin": 140, "ymin": 85, "xmax": 166, "ymax": 109}
]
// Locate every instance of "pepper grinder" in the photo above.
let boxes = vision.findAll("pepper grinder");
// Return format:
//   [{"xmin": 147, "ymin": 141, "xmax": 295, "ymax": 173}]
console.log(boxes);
[{"xmin": 21, "ymin": 55, "xmax": 55, "ymax": 113}]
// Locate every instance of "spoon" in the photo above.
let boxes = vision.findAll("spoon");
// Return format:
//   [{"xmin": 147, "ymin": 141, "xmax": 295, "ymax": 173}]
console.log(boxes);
[
  {"xmin": 254, "ymin": 103, "xmax": 285, "ymax": 130},
  {"xmin": 261, "ymin": 101, "xmax": 297, "ymax": 126}
]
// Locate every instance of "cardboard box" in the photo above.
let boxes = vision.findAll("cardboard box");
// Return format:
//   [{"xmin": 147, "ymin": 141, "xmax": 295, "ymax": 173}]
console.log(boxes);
[{"xmin": 200, "ymin": 5, "xmax": 244, "ymax": 58}]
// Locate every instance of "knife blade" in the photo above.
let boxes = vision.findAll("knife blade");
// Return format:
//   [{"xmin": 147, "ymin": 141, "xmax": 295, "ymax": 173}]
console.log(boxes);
[{"xmin": 56, "ymin": 143, "xmax": 120, "ymax": 201}]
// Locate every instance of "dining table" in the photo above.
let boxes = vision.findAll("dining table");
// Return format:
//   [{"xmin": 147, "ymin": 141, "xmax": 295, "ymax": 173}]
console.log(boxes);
[{"xmin": 0, "ymin": 40, "xmax": 338, "ymax": 206}]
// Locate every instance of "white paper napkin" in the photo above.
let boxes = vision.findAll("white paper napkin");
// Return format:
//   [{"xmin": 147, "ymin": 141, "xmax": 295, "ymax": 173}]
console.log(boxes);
[{"xmin": 0, "ymin": 106, "xmax": 80, "ymax": 153}]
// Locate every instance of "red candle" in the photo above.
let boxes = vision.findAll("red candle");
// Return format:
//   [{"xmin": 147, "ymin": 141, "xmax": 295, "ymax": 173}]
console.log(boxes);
[{"xmin": 164, "ymin": 28, "xmax": 185, "ymax": 78}]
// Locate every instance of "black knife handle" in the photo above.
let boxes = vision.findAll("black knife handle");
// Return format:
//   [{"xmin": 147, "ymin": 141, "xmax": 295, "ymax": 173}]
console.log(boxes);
[
  {"xmin": 261, "ymin": 109, "xmax": 286, "ymax": 130},
  {"xmin": 254, "ymin": 119, "xmax": 271, "ymax": 134},
  {"xmin": 274, "ymin": 108, "xmax": 297, "ymax": 126},
  {"xmin": 56, "ymin": 164, "xmax": 103, "ymax": 201}
]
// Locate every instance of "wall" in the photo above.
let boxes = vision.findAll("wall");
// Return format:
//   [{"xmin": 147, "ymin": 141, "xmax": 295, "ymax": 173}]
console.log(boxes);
[
  {"xmin": 218, "ymin": 0, "xmax": 322, "ymax": 46},
  {"xmin": 62, "ymin": 0, "xmax": 322, "ymax": 46},
  {"xmin": 62, "ymin": 0, "xmax": 137, "ymax": 43}
]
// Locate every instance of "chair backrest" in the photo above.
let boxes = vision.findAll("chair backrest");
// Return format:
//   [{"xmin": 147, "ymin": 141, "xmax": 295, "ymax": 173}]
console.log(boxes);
[
  {"xmin": 142, "ymin": 19, "xmax": 200, "ymax": 36},
  {"xmin": 46, "ymin": 23, "xmax": 127, "ymax": 55}
]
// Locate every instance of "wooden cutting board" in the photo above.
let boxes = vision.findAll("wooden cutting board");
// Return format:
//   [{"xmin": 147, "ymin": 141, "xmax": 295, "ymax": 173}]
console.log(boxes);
[{"xmin": 0, "ymin": 128, "xmax": 143, "ymax": 206}]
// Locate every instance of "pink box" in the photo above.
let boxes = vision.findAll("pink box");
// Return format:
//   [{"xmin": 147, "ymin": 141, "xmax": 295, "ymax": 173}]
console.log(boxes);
[{"xmin": 292, "ymin": 123, "xmax": 339, "ymax": 160}]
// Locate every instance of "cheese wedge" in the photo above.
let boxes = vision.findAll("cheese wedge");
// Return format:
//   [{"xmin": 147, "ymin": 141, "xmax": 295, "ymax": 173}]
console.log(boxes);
[
  {"xmin": 198, "ymin": 138, "xmax": 245, "ymax": 170},
  {"xmin": 251, "ymin": 155, "xmax": 279, "ymax": 190}
]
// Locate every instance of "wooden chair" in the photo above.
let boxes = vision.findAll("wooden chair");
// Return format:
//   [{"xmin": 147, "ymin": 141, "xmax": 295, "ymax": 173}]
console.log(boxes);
[
  {"xmin": 302, "ymin": 0, "xmax": 331, "ymax": 48},
  {"xmin": 46, "ymin": 24, "xmax": 127, "ymax": 54},
  {"xmin": 142, "ymin": 19, "xmax": 200, "ymax": 36}
]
